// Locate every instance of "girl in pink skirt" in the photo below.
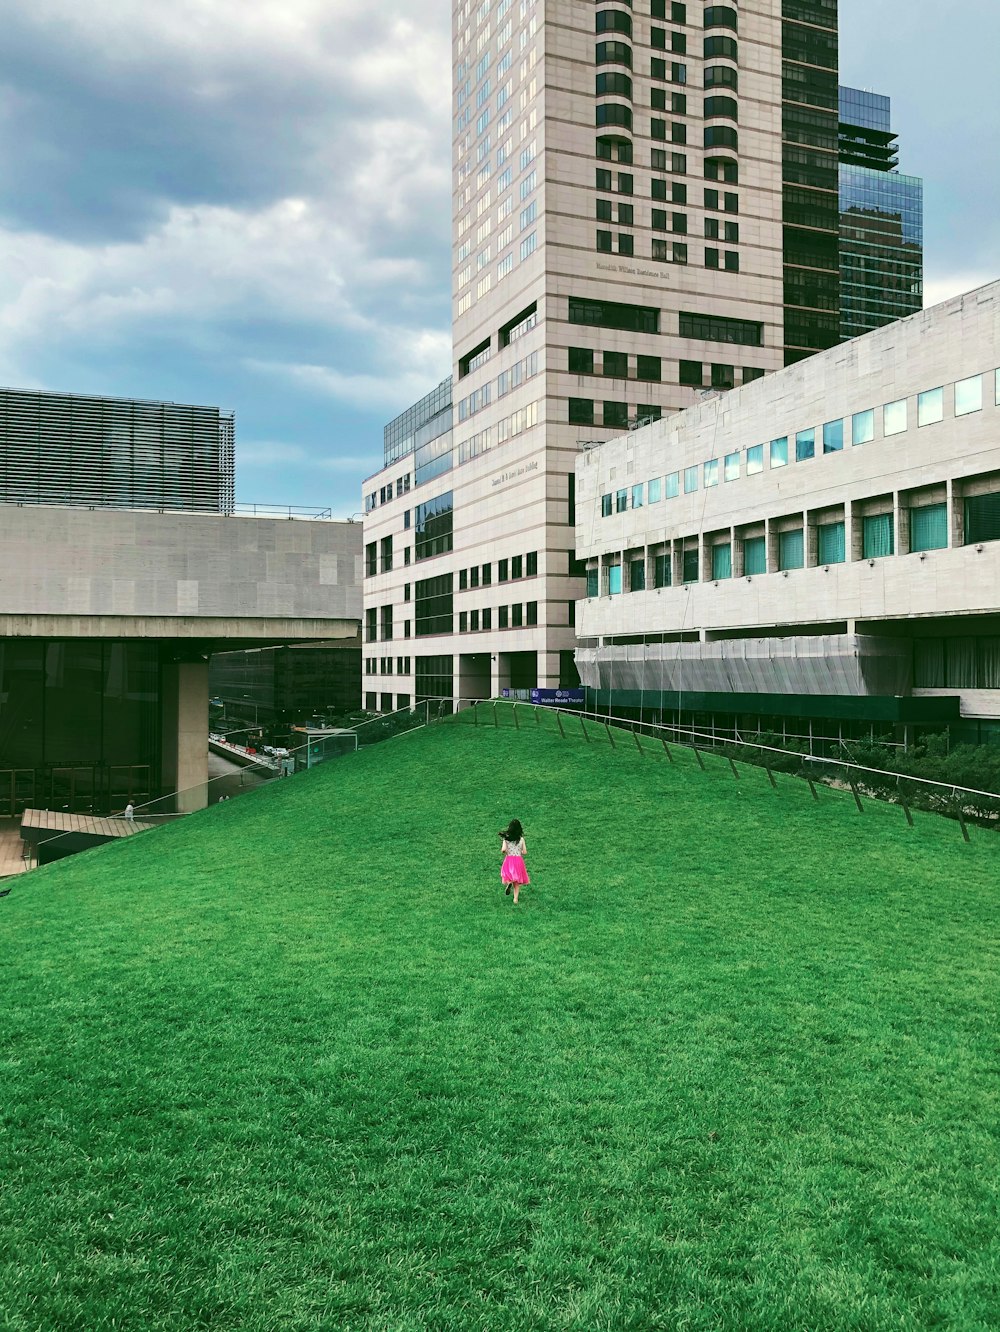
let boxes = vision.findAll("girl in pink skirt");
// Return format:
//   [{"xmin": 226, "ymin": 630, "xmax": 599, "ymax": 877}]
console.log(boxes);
[{"xmin": 498, "ymin": 819, "xmax": 530, "ymax": 903}]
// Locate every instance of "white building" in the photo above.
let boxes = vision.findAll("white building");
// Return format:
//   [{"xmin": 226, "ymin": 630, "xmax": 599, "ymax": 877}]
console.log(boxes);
[
  {"xmin": 362, "ymin": 0, "xmax": 841, "ymax": 711},
  {"xmin": 574, "ymin": 281, "xmax": 1000, "ymax": 746}
]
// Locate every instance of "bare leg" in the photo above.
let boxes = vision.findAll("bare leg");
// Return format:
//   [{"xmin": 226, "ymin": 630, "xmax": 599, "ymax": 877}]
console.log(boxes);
[{"xmin": 513, "ymin": 884, "xmax": 520, "ymax": 904}]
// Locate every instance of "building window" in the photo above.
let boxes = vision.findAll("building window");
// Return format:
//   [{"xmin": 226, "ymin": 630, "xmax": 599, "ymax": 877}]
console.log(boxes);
[
  {"xmin": 596, "ymin": 167, "xmax": 612, "ymax": 190},
  {"xmin": 365, "ymin": 692, "xmax": 377, "ymax": 711},
  {"xmin": 743, "ymin": 367, "xmax": 764, "ymax": 384},
  {"xmin": 632, "ymin": 483, "xmax": 645, "ymax": 509},
  {"xmin": 414, "ymin": 491, "xmax": 454, "ymax": 560},
  {"xmin": 665, "ymin": 471, "xmax": 679, "ymax": 498},
  {"xmin": 746, "ymin": 444, "xmax": 763, "ymax": 474},
  {"xmin": 608, "ymin": 565, "xmax": 623, "ymax": 595},
  {"xmin": 617, "ymin": 203, "xmax": 634, "ymax": 226},
  {"xmin": 705, "ymin": 218, "xmax": 719, "ymax": 239},
  {"xmin": 601, "ymin": 494, "xmax": 613, "ymax": 517},
  {"xmin": 817, "ymin": 521, "xmax": 846, "ymax": 565},
  {"xmin": 587, "ymin": 568, "xmax": 599, "ymax": 597},
  {"xmin": 743, "ymin": 536, "xmax": 766, "ymax": 575},
  {"xmin": 470, "ymin": 566, "xmax": 480, "ymax": 589},
  {"xmin": 672, "ymin": 243, "xmax": 688, "ymax": 263},
  {"xmin": 616, "ymin": 488, "xmax": 628, "ymax": 513},
  {"xmin": 724, "ymin": 251, "xmax": 739, "ymax": 272},
  {"xmin": 654, "ymin": 553, "xmax": 671, "ymax": 587},
  {"xmin": 955, "ymin": 375, "xmax": 983, "ymax": 416},
  {"xmin": 705, "ymin": 247, "xmax": 720, "ymax": 269},
  {"xmin": 703, "ymin": 459, "xmax": 718, "ymax": 487},
  {"xmin": 630, "ymin": 559, "xmax": 645, "ymax": 591},
  {"xmin": 569, "ymin": 296, "xmax": 659, "ymax": 333},
  {"xmin": 569, "ymin": 346, "xmax": 594, "ymax": 374},
  {"xmin": 964, "ymin": 493, "xmax": 1000, "ymax": 544},
  {"xmin": 724, "ymin": 451, "xmax": 740, "ymax": 481},
  {"xmin": 795, "ymin": 428, "xmax": 815, "ymax": 462},
  {"xmin": 459, "ymin": 568, "xmax": 468, "ymax": 591},
  {"xmin": 618, "ymin": 233, "xmax": 634, "ymax": 256},
  {"xmin": 511, "ymin": 555, "xmax": 523, "ymax": 579},
  {"xmin": 569, "ymin": 397, "xmax": 595, "ymax": 425},
  {"xmin": 470, "ymin": 609, "xmax": 480, "ymax": 631},
  {"xmin": 779, "ymin": 529, "xmax": 804, "ymax": 570},
  {"xmin": 711, "ymin": 363, "xmax": 734, "ymax": 389},
  {"xmin": 648, "ymin": 477, "xmax": 662, "ymax": 503},
  {"xmin": 863, "ymin": 514, "xmax": 894, "ymax": 558},
  {"xmin": 770, "ymin": 436, "xmax": 788, "ymax": 468},
  {"xmin": 917, "ymin": 388, "xmax": 944, "ymax": 427},
  {"xmin": 526, "ymin": 601, "xmax": 538, "ymax": 625},
  {"xmin": 618, "ymin": 172, "xmax": 634, "ymax": 193},
  {"xmin": 883, "ymin": 399, "xmax": 907, "ymax": 436},
  {"xmin": 679, "ymin": 359, "xmax": 702, "ymax": 387},
  {"xmin": 414, "ymin": 573, "xmax": 453, "ymax": 636},
  {"xmin": 604, "ymin": 350, "xmax": 628, "ymax": 378},
  {"xmin": 498, "ymin": 604, "xmax": 509, "ymax": 628},
  {"xmin": 459, "ymin": 611, "xmax": 468, "ymax": 633},
  {"xmin": 679, "ymin": 311, "xmax": 762, "ymax": 346},
  {"xmin": 637, "ymin": 355, "xmax": 661, "ymax": 381},
  {"xmin": 682, "ymin": 548, "xmax": 699, "ymax": 583},
  {"xmin": 683, "ymin": 465, "xmax": 698, "ymax": 494},
  {"xmin": 482, "ymin": 608, "xmax": 492, "ymax": 630},
  {"xmin": 499, "ymin": 558, "xmax": 509, "ymax": 581},
  {"xmin": 822, "ymin": 419, "xmax": 844, "ymax": 453},
  {"xmin": 852, "ymin": 409, "xmax": 875, "ymax": 445},
  {"xmin": 712, "ymin": 543, "xmax": 732, "ymax": 579},
  {"xmin": 910, "ymin": 503, "xmax": 948, "ymax": 553},
  {"xmin": 482, "ymin": 563, "xmax": 492, "ymax": 585},
  {"xmin": 597, "ymin": 229, "xmax": 613, "ymax": 252},
  {"xmin": 365, "ymin": 607, "xmax": 377, "ymax": 642},
  {"xmin": 597, "ymin": 199, "xmax": 613, "ymax": 222},
  {"xmin": 365, "ymin": 542, "xmax": 377, "ymax": 576},
  {"xmin": 604, "ymin": 401, "xmax": 629, "ymax": 429}
]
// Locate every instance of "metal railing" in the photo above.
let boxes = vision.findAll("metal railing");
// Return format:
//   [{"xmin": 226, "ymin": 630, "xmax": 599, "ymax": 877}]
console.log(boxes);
[
  {"xmin": 435, "ymin": 697, "xmax": 998, "ymax": 841},
  {"xmin": 233, "ymin": 502, "xmax": 334, "ymax": 520}
]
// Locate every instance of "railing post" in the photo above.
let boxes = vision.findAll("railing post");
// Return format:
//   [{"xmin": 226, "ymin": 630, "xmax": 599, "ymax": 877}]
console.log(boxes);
[
  {"xmin": 473, "ymin": 701, "xmax": 478, "ymax": 726},
  {"xmin": 956, "ymin": 806, "xmax": 971, "ymax": 843},
  {"xmin": 765, "ymin": 765, "xmax": 777, "ymax": 789},
  {"xmin": 661, "ymin": 738, "xmax": 674, "ymax": 763},
  {"xmin": 513, "ymin": 703, "xmax": 520, "ymax": 730},
  {"xmin": 847, "ymin": 777, "xmax": 864, "ymax": 814},
  {"xmin": 692, "ymin": 745, "xmax": 705, "ymax": 771},
  {"xmin": 728, "ymin": 756, "xmax": 740, "ymax": 779},
  {"xmin": 493, "ymin": 702, "xmax": 499, "ymax": 729},
  {"xmin": 633, "ymin": 729, "xmax": 643, "ymax": 756},
  {"xmin": 580, "ymin": 715, "xmax": 590, "ymax": 742},
  {"xmin": 555, "ymin": 710, "xmax": 566, "ymax": 739},
  {"xmin": 604, "ymin": 722, "xmax": 615, "ymax": 747},
  {"xmin": 534, "ymin": 706, "xmax": 541, "ymax": 725},
  {"xmin": 806, "ymin": 777, "xmax": 819, "ymax": 801}
]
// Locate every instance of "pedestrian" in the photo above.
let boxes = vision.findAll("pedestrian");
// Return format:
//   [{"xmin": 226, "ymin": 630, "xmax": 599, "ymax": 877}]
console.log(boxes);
[
  {"xmin": 123, "ymin": 803, "xmax": 134, "ymax": 821},
  {"xmin": 498, "ymin": 818, "xmax": 530, "ymax": 904}
]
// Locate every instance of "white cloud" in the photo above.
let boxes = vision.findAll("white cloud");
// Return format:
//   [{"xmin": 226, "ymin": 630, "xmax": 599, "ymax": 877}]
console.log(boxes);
[{"xmin": 923, "ymin": 272, "xmax": 999, "ymax": 312}]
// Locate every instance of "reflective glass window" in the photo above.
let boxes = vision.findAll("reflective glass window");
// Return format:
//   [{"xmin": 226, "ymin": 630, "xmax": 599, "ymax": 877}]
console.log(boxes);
[
  {"xmin": 632, "ymin": 483, "xmax": 645, "ymax": 508},
  {"xmin": 608, "ymin": 564, "xmax": 623, "ymax": 594},
  {"xmin": 883, "ymin": 399, "xmax": 907, "ymax": 436},
  {"xmin": 712, "ymin": 543, "xmax": 732, "ymax": 579},
  {"xmin": 852, "ymin": 408, "xmax": 874, "ymax": 445},
  {"xmin": 683, "ymin": 465, "xmax": 698, "ymax": 493},
  {"xmin": 795, "ymin": 428, "xmax": 815, "ymax": 461},
  {"xmin": 910, "ymin": 503, "xmax": 948, "ymax": 553},
  {"xmin": 778, "ymin": 529, "xmax": 804, "ymax": 570},
  {"xmin": 917, "ymin": 388, "xmax": 943, "ymax": 426},
  {"xmin": 863, "ymin": 513, "xmax": 894, "ymax": 558},
  {"xmin": 724, "ymin": 451, "xmax": 739, "ymax": 480},
  {"xmin": 822, "ymin": 419, "xmax": 844, "ymax": 452},
  {"xmin": 665, "ymin": 471, "xmax": 679, "ymax": 498},
  {"xmin": 648, "ymin": 477, "xmax": 662, "ymax": 503},
  {"xmin": 742, "ymin": 535, "xmax": 765, "ymax": 575},
  {"xmin": 770, "ymin": 436, "xmax": 787, "ymax": 468},
  {"xmin": 955, "ymin": 375, "xmax": 982, "ymax": 416},
  {"xmin": 704, "ymin": 459, "xmax": 719, "ymax": 487},
  {"xmin": 746, "ymin": 444, "xmax": 763, "ymax": 474},
  {"xmin": 817, "ymin": 521, "xmax": 845, "ymax": 565}
]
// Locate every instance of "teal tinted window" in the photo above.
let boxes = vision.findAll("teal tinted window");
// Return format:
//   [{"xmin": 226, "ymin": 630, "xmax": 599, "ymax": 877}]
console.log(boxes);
[
  {"xmin": 795, "ymin": 428, "xmax": 815, "ymax": 461},
  {"xmin": 586, "ymin": 568, "xmax": 599, "ymax": 597},
  {"xmin": 724, "ymin": 451, "xmax": 739, "ymax": 480},
  {"xmin": 665, "ymin": 471, "xmax": 679, "ymax": 498},
  {"xmin": 964, "ymin": 493, "xmax": 1000, "ymax": 544},
  {"xmin": 883, "ymin": 399, "xmax": 907, "ymax": 435},
  {"xmin": 608, "ymin": 564, "xmax": 623, "ymax": 594},
  {"xmin": 683, "ymin": 465, "xmax": 698, "ymax": 493},
  {"xmin": 817, "ymin": 521, "xmax": 845, "ymax": 564},
  {"xmin": 648, "ymin": 477, "xmax": 662, "ymax": 502},
  {"xmin": 743, "ymin": 535, "xmax": 765, "ymax": 574},
  {"xmin": 711, "ymin": 543, "xmax": 732, "ymax": 579},
  {"xmin": 778, "ymin": 528, "xmax": 804, "ymax": 570},
  {"xmin": 704, "ymin": 459, "xmax": 719, "ymax": 486},
  {"xmin": 632, "ymin": 483, "xmax": 645, "ymax": 508},
  {"xmin": 601, "ymin": 493, "xmax": 612, "ymax": 516},
  {"xmin": 863, "ymin": 513, "xmax": 894, "ymax": 558},
  {"xmin": 822, "ymin": 419, "xmax": 844, "ymax": 452},
  {"xmin": 852, "ymin": 408, "xmax": 874, "ymax": 445},
  {"xmin": 770, "ymin": 436, "xmax": 787, "ymax": 467},
  {"xmin": 746, "ymin": 444, "xmax": 763, "ymax": 474},
  {"xmin": 955, "ymin": 375, "xmax": 982, "ymax": 416},
  {"xmin": 910, "ymin": 503, "xmax": 948, "ymax": 553},
  {"xmin": 917, "ymin": 388, "xmax": 943, "ymax": 426}
]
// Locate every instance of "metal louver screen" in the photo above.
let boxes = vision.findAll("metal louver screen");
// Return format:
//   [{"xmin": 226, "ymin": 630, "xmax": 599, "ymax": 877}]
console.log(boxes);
[
  {"xmin": 0, "ymin": 388, "xmax": 235, "ymax": 514},
  {"xmin": 965, "ymin": 493, "xmax": 1000, "ymax": 545}
]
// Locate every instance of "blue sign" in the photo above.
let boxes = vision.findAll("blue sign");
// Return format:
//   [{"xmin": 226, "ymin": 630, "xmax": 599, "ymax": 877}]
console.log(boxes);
[{"xmin": 530, "ymin": 688, "xmax": 585, "ymax": 706}]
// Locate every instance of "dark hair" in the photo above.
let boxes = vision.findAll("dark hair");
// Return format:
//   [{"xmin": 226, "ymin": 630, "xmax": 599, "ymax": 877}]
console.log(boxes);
[{"xmin": 499, "ymin": 819, "xmax": 524, "ymax": 842}]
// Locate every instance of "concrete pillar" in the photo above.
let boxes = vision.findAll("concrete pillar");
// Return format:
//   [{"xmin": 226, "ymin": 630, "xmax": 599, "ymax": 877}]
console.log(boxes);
[{"xmin": 161, "ymin": 660, "xmax": 209, "ymax": 812}]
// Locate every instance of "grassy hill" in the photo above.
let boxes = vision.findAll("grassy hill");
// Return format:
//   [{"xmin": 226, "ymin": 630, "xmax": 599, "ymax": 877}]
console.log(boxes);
[{"xmin": 2, "ymin": 714, "xmax": 998, "ymax": 1331}]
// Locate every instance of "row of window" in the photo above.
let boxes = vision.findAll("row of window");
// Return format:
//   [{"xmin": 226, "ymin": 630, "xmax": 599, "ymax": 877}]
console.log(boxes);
[
  {"xmin": 459, "ymin": 602, "xmax": 539, "ymax": 632},
  {"xmin": 366, "ymin": 471, "xmax": 412, "ymax": 513},
  {"xmin": 596, "ymin": 232, "xmax": 739, "ymax": 268},
  {"xmin": 599, "ymin": 370, "xmax": 1000, "ymax": 516},
  {"xmin": 365, "ymin": 656, "xmax": 412, "ymax": 677},
  {"xmin": 595, "ymin": 13, "xmax": 737, "ymax": 53},
  {"xmin": 587, "ymin": 490, "xmax": 1000, "ymax": 597},
  {"xmin": 569, "ymin": 353, "xmax": 763, "ymax": 388},
  {"xmin": 365, "ymin": 692, "xmax": 411, "ymax": 713},
  {"xmin": 458, "ymin": 551, "xmax": 538, "ymax": 589},
  {"xmin": 596, "ymin": 105, "xmax": 739, "ymax": 151}
]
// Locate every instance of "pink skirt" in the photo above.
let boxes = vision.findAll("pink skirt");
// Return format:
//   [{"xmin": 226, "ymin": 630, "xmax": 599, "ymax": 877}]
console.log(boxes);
[{"xmin": 501, "ymin": 855, "xmax": 530, "ymax": 885}]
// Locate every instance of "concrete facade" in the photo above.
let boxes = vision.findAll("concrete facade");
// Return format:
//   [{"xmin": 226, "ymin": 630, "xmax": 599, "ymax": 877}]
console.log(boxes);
[
  {"xmin": 363, "ymin": 0, "xmax": 797, "ymax": 709},
  {"xmin": 0, "ymin": 508, "xmax": 362, "ymax": 813},
  {"xmin": 575, "ymin": 281, "xmax": 1000, "ymax": 736}
]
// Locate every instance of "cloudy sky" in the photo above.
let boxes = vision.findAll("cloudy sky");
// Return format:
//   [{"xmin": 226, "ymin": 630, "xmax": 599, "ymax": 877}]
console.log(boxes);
[{"xmin": 0, "ymin": 1, "xmax": 997, "ymax": 514}]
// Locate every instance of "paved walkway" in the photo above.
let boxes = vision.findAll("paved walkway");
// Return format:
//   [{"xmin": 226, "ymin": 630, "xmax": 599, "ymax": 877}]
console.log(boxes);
[{"xmin": 0, "ymin": 819, "xmax": 30, "ymax": 877}]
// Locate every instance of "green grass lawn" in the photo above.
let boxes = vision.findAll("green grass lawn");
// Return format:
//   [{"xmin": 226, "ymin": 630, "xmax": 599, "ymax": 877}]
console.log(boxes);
[{"xmin": 2, "ymin": 711, "xmax": 998, "ymax": 1331}]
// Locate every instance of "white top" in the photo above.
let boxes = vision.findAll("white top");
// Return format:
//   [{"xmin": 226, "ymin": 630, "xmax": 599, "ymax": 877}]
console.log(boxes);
[{"xmin": 502, "ymin": 837, "xmax": 526, "ymax": 857}]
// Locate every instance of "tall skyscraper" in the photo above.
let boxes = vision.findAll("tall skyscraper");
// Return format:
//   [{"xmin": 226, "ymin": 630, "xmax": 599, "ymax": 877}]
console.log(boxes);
[
  {"xmin": 838, "ymin": 85, "xmax": 923, "ymax": 340},
  {"xmin": 362, "ymin": 0, "xmax": 842, "ymax": 711}
]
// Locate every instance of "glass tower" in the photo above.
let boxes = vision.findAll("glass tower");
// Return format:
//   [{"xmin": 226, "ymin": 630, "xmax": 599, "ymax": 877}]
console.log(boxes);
[{"xmin": 838, "ymin": 85, "xmax": 923, "ymax": 340}]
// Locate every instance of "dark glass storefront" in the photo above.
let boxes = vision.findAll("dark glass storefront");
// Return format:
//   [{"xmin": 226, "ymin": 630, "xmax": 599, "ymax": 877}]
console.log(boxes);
[{"xmin": 0, "ymin": 641, "xmax": 160, "ymax": 815}]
